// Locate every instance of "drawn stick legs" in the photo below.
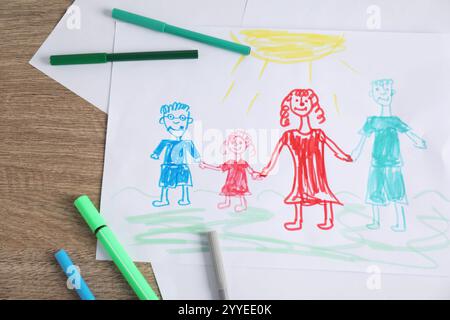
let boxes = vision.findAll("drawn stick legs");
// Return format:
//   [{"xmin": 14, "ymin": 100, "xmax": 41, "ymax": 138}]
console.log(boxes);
[
  {"xmin": 152, "ymin": 186, "xmax": 191, "ymax": 207},
  {"xmin": 392, "ymin": 203, "xmax": 406, "ymax": 232},
  {"xmin": 217, "ymin": 196, "xmax": 248, "ymax": 213},
  {"xmin": 367, "ymin": 205, "xmax": 380, "ymax": 230},
  {"xmin": 152, "ymin": 187, "xmax": 169, "ymax": 207},
  {"xmin": 235, "ymin": 196, "xmax": 247, "ymax": 212},
  {"xmin": 284, "ymin": 202, "xmax": 336, "ymax": 231},
  {"xmin": 217, "ymin": 196, "xmax": 231, "ymax": 209},
  {"xmin": 178, "ymin": 185, "xmax": 191, "ymax": 206},
  {"xmin": 317, "ymin": 202, "xmax": 334, "ymax": 230},
  {"xmin": 284, "ymin": 204, "xmax": 303, "ymax": 231}
]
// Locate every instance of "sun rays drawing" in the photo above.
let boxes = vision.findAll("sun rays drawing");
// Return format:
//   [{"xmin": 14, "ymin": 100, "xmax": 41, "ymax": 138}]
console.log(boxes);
[
  {"xmin": 225, "ymin": 29, "xmax": 357, "ymax": 113},
  {"xmin": 234, "ymin": 30, "xmax": 346, "ymax": 65}
]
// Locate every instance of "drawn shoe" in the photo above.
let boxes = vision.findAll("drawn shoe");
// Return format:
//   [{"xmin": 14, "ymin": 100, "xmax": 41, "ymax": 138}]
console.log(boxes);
[
  {"xmin": 178, "ymin": 199, "xmax": 191, "ymax": 206},
  {"xmin": 152, "ymin": 200, "xmax": 169, "ymax": 207},
  {"xmin": 284, "ymin": 220, "xmax": 303, "ymax": 231},
  {"xmin": 391, "ymin": 224, "xmax": 406, "ymax": 232},
  {"xmin": 234, "ymin": 205, "xmax": 247, "ymax": 213},
  {"xmin": 317, "ymin": 220, "xmax": 334, "ymax": 230},
  {"xmin": 217, "ymin": 202, "xmax": 231, "ymax": 209},
  {"xmin": 366, "ymin": 222, "xmax": 380, "ymax": 230}
]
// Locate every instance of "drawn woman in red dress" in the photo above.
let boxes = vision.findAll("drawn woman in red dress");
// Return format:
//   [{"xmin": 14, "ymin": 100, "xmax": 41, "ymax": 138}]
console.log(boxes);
[
  {"xmin": 260, "ymin": 89, "xmax": 352, "ymax": 231},
  {"xmin": 200, "ymin": 130, "xmax": 260, "ymax": 212}
]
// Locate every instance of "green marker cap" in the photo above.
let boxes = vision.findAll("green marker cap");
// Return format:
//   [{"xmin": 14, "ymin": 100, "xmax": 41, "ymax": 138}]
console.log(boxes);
[{"xmin": 74, "ymin": 195, "xmax": 106, "ymax": 233}]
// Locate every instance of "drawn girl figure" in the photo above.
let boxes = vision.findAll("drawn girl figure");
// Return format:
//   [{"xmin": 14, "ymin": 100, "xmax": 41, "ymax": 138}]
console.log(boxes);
[
  {"xmin": 260, "ymin": 89, "xmax": 352, "ymax": 231},
  {"xmin": 199, "ymin": 130, "xmax": 260, "ymax": 212}
]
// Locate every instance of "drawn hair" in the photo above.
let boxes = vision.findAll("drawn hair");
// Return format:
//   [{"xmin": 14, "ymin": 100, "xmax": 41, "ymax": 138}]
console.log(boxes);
[
  {"xmin": 279, "ymin": 88, "xmax": 325, "ymax": 127},
  {"xmin": 160, "ymin": 102, "xmax": 190, "ymax": 115},
  {"xmin": 372, "ymin": 78, "xmax": 393, "ymax": 87},
  {"xmin": 222, "ymin": 130, "xmax": 255, "ymax": 156}
]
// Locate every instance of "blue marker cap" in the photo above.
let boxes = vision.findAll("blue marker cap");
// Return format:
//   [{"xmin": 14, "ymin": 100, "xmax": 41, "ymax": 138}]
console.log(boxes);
[{"xmin": 54, "ymin": 249, "xmax": 95, "ymax": 300}]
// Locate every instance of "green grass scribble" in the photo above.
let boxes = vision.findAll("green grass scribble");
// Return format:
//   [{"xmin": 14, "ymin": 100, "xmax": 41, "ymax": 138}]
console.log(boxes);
[{"xmin": 125, "ymin": 189, "xmax": 450, "ymax": 270}]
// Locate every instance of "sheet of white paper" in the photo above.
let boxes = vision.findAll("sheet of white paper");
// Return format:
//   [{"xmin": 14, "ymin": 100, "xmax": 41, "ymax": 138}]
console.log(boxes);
[
  {"xmin": 243, "ymin": 0, "xmax": 450, "ymax": 32},
  {"xmin": 99, "ymin": 21, "xmax": 450, "ymax": 285},
  {"xmin": 153, "ymin": 263, "xmax": 450, "ymax": 299},
  {"xmin": 29, "ymin": 0, "xmax": 116, "ymax": 111},
  {"xmin": 29, "ymin": 0, "xmax": 247, "ymax": 112},
  {"xmin": 29, "ymin": 0, "xmax": 450, "ymax": 114}
]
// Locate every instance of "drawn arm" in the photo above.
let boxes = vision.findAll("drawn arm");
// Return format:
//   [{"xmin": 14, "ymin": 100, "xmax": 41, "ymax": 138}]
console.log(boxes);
[
  {"xmin": 351, "ymin": 135, "xmax": 368, "ymax": 162},
  {"xmin": 405, "ymin": 131, "xmax": 427, "ymax": 149},
  {"xmin": 199, "ymin": 161, "xmax": 222, "ymax": 171},
  {"xmin": 246, "ymin": 164, "xmax": 261, "ymax": 180},
  {"xmin": 188, "ymin": 141, "xmax": 201, "ymax": 162},
  {"xmin": 324, "ymin": 135, "xmax": 352, "ymax": 162},
  {"xmin": 351, "ymin": 117, "xmax": 373, "ymax": 162},
  {"xmin": 260, "ymin": 138, "xmax": 284, "ymax": 176},
  {"xmin": 151, "ymin": 140, "xmax": 167, "ymax": 160}
]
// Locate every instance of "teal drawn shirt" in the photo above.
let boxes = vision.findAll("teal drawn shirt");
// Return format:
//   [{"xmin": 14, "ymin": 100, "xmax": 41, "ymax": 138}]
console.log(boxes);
[{"xmin": 361, "ymin": 116, "xmax": 410, "ymax": 167}]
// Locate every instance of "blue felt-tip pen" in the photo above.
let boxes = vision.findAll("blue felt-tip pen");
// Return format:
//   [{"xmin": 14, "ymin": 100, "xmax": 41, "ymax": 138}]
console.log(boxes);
[{"xmin": 54, "ymin": 249, "xmax": 95, "ymax": 300}]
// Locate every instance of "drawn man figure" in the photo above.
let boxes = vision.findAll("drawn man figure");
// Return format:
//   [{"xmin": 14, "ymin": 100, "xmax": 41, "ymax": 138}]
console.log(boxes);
[
  {"xmin": 151, "ymin": 102, "xmax": 200, "ymax": 207},
  {"xmin": 352, "ymin": 79, "xmax": 426, "ymax": 232}
]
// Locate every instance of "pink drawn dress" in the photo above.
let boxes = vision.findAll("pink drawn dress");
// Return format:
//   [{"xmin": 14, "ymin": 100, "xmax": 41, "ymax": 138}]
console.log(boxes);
[
  {"xmin": 281, "ymin": 129, "xmax": 341, "ymax": 206},
  {"xmin": 220, "ymin": 160, "xmax": 251, "ymax": 196}
]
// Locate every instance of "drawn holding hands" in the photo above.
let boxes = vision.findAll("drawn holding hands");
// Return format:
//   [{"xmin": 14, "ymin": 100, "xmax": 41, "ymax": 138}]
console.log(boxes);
[
  {"xmin": 199, "ymin": 160, "xmax": 262, "ymax": 179},
  {"xmin": 198, "ymin": 160, "xmax": 207, "ymax": 169},
  {"xmin": 257, "ymin": 167, "xmax": 269, "ymax": 179},
  {"xmin": 250, "ymin": 170, "xmax": 263, "ymax": 180}
]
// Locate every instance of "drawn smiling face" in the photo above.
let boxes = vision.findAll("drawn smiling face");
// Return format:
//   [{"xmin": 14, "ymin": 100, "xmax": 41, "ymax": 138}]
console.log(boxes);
[
  {"xmin": 227, "ymin": 135, "xmax": 247, "ymax": 155},
  {"xmin": 162, "ymin": 109, "xmax": 191, "ymax": 138},
  {"xmin": 290, "ymin": 93, "xmax": 313, "ymax": 117},
  {"xmin": 371, "ymin": 81, "xmax": 394, "ymax": 106}
]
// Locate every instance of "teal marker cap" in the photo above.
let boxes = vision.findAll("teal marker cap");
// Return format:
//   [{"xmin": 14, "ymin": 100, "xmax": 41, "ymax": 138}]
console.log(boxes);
[{"xmin": 74, "ymin": 195, "xmax": 106, "ymax": 233}]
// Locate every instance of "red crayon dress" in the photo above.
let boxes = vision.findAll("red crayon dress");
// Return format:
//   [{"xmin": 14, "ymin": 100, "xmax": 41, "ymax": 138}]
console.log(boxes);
[
  {"xmin": 280, "ymin": 129, "xmax": 341, "ymax": 206},
  {"xmin": 220, "ymin": 160, "xmax": 251, "ymax": 196}
]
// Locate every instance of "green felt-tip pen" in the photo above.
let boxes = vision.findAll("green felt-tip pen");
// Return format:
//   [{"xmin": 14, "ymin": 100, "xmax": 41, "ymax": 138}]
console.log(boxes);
[
  {"xmin": 112, "ymin": 8, "xmax": 251, "ymax": 55},
  {"xmin": 74, "ymin": 195, "xmax": 159, "ymax": 300},
  {"xmin": 50, "ymin": 50, "xmax": 198, "ymax": 66}
]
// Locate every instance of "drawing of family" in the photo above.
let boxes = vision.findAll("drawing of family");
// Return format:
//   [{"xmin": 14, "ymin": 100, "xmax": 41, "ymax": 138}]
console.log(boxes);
[{"xmin": 150, "ymin": 79, "xmax": 426, "ymax": 232}]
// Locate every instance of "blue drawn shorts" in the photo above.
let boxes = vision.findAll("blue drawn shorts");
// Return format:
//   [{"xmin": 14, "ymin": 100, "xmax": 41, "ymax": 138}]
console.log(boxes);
[
  {"xmin": 159, "ymin": 164, "xmax": 192, "ymax": 188},
  {"xmin": 366, "ymin": 166, "xmax": 407, "ymax": 206}
]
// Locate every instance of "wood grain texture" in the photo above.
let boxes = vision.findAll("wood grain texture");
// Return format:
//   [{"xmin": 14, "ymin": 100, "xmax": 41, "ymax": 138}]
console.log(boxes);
[{"xmin": 0, "ymin": 0, "xmax": 161, "ymax": 299}]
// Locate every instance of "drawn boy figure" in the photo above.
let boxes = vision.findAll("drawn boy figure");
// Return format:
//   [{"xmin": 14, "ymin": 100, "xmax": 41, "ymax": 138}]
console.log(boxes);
[
  {"xmin": 151, "ymin": 102, "xmax": 200, "ymax": 207},
  {"xmin": 352, "ymin": 79, "xmax": 426, "ymax": 232}
]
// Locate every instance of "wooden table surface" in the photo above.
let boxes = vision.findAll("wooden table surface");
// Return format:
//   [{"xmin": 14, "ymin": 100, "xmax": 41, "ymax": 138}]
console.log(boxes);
[{"xmin": 0, "ymin": 0, "xmax": 161, "ymax": 299}]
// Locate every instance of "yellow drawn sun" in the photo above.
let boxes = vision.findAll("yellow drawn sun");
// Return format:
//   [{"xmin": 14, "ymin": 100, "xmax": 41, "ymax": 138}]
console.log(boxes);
[{"xmin": 225, "ymin": 29, "xmax": 357, "ymax": 113}]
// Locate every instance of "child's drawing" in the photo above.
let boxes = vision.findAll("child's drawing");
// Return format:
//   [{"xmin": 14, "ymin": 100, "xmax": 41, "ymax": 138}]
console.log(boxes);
[
  {"xmin": 199, "ymin": 130, "xmax": 260, "ymax": 212},
  {"xmin": 150, "ymin": 102, "xmax": 200, "ymax": 207},
  {"xmin": 260, "ymin": 89, "xmax": 352, "ymax": 231},
  {"xmin": 351, "ymin": 79, "xmax": 427, "ymax": 232},
  {"xmin": 100, "ymin": 24, "xmax": 450, "ymax": 278}
]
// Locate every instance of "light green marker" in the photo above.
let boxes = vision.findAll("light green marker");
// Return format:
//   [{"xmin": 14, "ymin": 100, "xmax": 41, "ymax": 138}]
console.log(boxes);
[
  {"xmin": 112, "ymin": 8, "xmax": 251, "ymax": 55},
  {"xmin": 74, "ymin": 195, "xmax": 159, "ymax": 300}
]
